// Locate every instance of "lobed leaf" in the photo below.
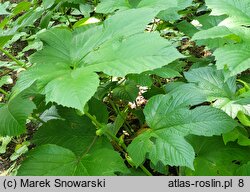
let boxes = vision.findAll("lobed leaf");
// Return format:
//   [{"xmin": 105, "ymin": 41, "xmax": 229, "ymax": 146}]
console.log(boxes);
[
  {"xmin": 15, "ymin": 8, "xmax": 182, "ymax": 111},
  {"xmin": 128, "ymin": 92, "xmax": 237, "ymax": 169}
]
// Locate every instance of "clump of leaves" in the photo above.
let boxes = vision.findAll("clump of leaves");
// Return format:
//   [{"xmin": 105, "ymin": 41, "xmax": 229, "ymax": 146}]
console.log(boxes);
[{"xmin": 0, "ymin": 0, "xmax": 249, "ymax": 176}]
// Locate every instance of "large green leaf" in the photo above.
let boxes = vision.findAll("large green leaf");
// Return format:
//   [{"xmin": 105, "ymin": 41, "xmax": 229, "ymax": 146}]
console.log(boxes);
[
  {"xmin": 84, "ymin": 32, "xmax": 183, "ymax": 76},
  {"xmin": 16, "ymin": 8, "xmax": 182, "ymax": 111},
  {"xmin": 214, "ymin": 43, "xmax": 250, "ymax": 77},
  {"xmin": 128, "ymin": 93, "xmax": 237, "ymax": 169},
  {"xmin": 127, "ymin": 73, "xmax": 153, "ymax": 87},
  {"xmin": 18, "ymin": 117, "xmax": 128, "ymax": 175},
  {"xmin": 184, "ymin": 136, "xmax": 250, "ymax": 176},
  {"xmin": 32, "ymin": 119, "xmax": 104, "ymax": 155},
  {"xmin": 205, "ymin": 0, "xmax": 250, "ymax": 26},
  {"xmin": 87, "ymin": 97, "xmax": 109, "ymax": 124},
  {"xmin": 33, "ymin": 103, "xmax": 109, "ymax": 155},
  {"xmin": 30, "ymin": 29, "xmax": 73, "ymax": 67},
  {"xmin": 42, "ymin": 0, "xmax": 55, "ymax": 9},
  {"xmin": 17, "ymin": 144, "xmax": 128, "ymax": 176},
  {"xmin": 0, "ymin": 94, "xmax": 36, "ymax": 136},
  {"xmin": 32, "ymin": 8, "xmax": 158, "ymax": 67},
  {"xmin": 191, "ymin": 25, "xmax": 240, "ymax": 49},
  {"xmin": 15, "ymin": 64, "xmax": 99, "ymax": 112},
  {"xmin": 113, "ymin": 81, "xmax": 139, "ymax": 101},
  {"xmin": 137, "ymin": 0, "xmax": 177, "ymax": 9},
  {"xmin": 96, "ymin": 0, "xmax": 177, "ymax": 14},
  {"xmin": 96, "ymin": 0, "xmax": 193, "ymax": 22}
]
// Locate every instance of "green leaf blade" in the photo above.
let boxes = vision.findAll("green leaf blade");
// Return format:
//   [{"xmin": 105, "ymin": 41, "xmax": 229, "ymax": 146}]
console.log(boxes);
[
  {"xmin": 0, "ymin": 95, "xmax": 36, "ymax": 136},
  {"xmin": 45, "ymin": 70, "xmax": 99, "ymax": 112}
]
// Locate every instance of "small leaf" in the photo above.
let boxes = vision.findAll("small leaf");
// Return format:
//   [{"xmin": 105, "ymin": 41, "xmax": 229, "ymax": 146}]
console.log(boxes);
[
  {"xmin": 0, "ymin": 2, "xmax": 10, "ymax": 15},
  {"xmin": 148, "ymin": 61, "xmax": 185, "ymax": 78},
  {"xmin": 0, "ymin": 75, "xmax": 13, "ymax": 87},
  {"xmin": 223, "ymin": 127, "xmax": 250, "ymax": 146},
  {"xmin": 113, "ymin": 81, "xmax": 139, "ymax": 101},
  {"xmin": 85, "ymin": 32, "xmax": 184, "ymax": 77},
  {"xmin": 213, "ymin": 98, "xmax": 250, "ymax": 118},
  {"xmin": 237, "ymin": 111, "xmax": 250, "ymax": 127},
  {"xmin": 10, "ymin": 141, "xmax": 30, "ymax": 161},
  {"xmin": 0, "ymin": 136, "xmax": 11, "ymax": 154},
  {"xmin": 127, "ymin": 73, "xmax": 153, "ymax": 87}
]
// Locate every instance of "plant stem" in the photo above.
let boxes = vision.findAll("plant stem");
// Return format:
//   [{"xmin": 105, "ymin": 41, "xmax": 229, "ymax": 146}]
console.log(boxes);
[
  {"xmin": 85, "ymin": 111, "xmax": 152, "ymax": 176},
  {"xmin": 108, "ymin": 98, "xmax": 133, "ymax": 134},
  {"xmin": 237, "ymin": 79, "xmax": 250, "ymax": 90},
  {"xmin": 84, "ymin": 111, "xmax": 103, "ymax": 128},
  {"xmin": 93, "ymin": 0, "xmax": 98, "ymax": 6},
  {"xmin": 105, "ymin": 130, "xmax": 152, "ymax": 176},
  {"xmin": 0, "ymin": 48, "xmax": 27, "ymax": 69},
  {"xmin": 64, "ymin": 8, "xmax": 73, "ymax": 29},
  {"xmin": 29, "ymin": 115, "xmax": 46, "ymax": 124},
  {"xmin": 139, "ymin": 165, "xmax": 153, "ymax": 176},
  {"xmin": 0, "ymin": 88, "xmax": 8, "ymax": 95},
  {"xmin": 105, "ymin": 130, "xmax": 127, "ymax": 150},
  {"xmin": 178, "ymin": 167, "xmax": 184, "ymax": 176}
]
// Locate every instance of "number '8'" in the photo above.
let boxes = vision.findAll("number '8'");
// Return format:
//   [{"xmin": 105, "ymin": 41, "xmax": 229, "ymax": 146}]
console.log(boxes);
[{"xmin": 238, "ymin": 179, "xmax": 244, "ymax": 187}]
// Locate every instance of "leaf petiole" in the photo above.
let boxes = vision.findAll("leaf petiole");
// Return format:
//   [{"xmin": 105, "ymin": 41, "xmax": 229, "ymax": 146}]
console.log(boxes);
[
  {"xmin": 0, "ymin": 47, "xmax": 27, "ymax": 69},
  {"xmin": 85, "ymin": 111, "xmax": 153, "ymax": 176}
]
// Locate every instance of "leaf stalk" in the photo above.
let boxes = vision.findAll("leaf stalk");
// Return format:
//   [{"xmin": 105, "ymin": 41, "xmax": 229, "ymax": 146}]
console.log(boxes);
[
  {"xmin": 0, "ymin": 47, "xmax": 27, "ymax": 69},
  {"xmin": 85, "ymin": 111, "xmax": 152, "ymax": 176}
]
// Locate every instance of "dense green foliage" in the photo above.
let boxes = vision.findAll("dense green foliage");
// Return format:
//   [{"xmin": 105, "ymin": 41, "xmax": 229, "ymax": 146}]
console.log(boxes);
[{"xmin": 0, "ymin": 0, "xmax": 249, "ymax": 176}]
